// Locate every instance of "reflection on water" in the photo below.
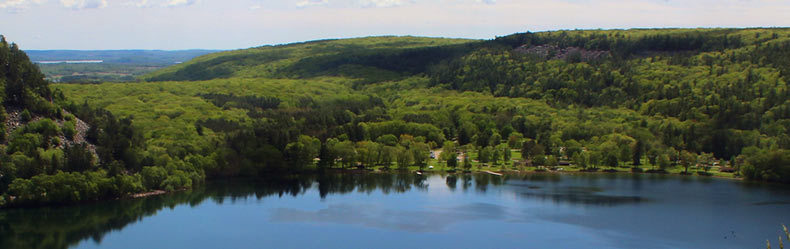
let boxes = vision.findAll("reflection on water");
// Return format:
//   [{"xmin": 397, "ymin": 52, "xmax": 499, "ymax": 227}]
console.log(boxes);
[
  {"xmin": 510, "ymin": 181, "xmax": 646, "ymax": 206},
  {"xmin": 752, "ymin": 200, "xmax": 790, "ymax": 206},
  {"xmin": 0, "ymin": 172, "xmax": 788, "ymax": 249},
  {"xmin": 518, "ymin": 188, "xmax": 645, "ymax": 206},
  {"xmin": 271, "ymin": 202, "xmax": 507, "ymax": 233},
  {"xmin": 0, "ymin": 173, "xmax": 429, "ymax": 249}
]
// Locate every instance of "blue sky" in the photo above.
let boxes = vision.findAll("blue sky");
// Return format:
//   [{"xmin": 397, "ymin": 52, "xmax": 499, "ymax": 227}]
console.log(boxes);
[{"xmin": 1, "ymin": 0, "xmax": 789, "ymax": 50}]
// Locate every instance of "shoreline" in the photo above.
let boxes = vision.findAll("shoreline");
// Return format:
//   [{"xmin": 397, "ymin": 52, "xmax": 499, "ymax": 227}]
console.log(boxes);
[
  {"xmin": 0, "ymin": 168, "xmax": 758, "ymax": 209},
  {"xmin": 321, "ymin": 166, "xmax": 745, "ymax": 181},
  {"xmin": 130, "ymin": 190, "xmax": 168, "ymax": 199}
]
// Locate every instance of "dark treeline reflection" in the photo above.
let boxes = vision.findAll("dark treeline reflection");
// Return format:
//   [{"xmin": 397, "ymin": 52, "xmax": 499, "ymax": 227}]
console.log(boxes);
[
  {"xmin": 0, "ymin": 173, "xmax": 431, "ymax": 249},
  {"xmin": 443, "ymin": 173, "xmax": 649, "ymax": 206},
  {"xmin": 444, "ymin": 174, "xmax": 508, "ymax": 193},
  {"xmin": 517, "ymin": 188, "xmax": 645, "ymax": 206},
  {"xmin": 507, "ymin": 173, "xmax": 649, "ymax": 206},
  {"xmin": 1, "ymin": 172, "xmax": 784, "ymax": 249},
  {"xmin": 0, "ymin": 173, "xmax": 690, "ymax": 249}
]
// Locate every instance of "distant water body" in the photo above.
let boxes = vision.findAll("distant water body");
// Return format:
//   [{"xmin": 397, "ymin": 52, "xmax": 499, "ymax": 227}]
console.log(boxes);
[{"xmin": 35, "ymin": 60, "xmax": 103, "ymax": 64}]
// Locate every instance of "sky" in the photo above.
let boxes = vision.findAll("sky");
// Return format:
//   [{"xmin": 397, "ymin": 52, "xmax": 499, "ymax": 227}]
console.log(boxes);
[{"xmin": 0, "ymin": 0, "xmax": 789, "ymax": 50}]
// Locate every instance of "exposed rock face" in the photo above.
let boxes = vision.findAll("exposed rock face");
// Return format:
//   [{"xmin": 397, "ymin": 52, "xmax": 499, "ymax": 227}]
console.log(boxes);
[
  {"xmin": 3, "ymin": 108, "xmax": 22, "ymax": 139},
  {"xmin": 57, "ymin": 111, "xmax": 98, "ymax": 158},
  {"xmin": 513, "ymin": 44, "xmax": 610, "ymax": 61},
  {"xmin": 3, "ymin": 107, "xmax": 98, "ymax": 158}
]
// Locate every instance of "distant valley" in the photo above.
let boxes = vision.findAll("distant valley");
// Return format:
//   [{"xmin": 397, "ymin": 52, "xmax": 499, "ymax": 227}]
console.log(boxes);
[{"xmin": 26, "ymin": 50, "xmax": 219, "ymax": 83}]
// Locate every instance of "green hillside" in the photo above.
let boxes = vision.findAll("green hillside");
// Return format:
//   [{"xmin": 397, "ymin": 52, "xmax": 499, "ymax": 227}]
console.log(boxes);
[
  {"xmin": 14, "ymin": 29, "xmax": 790, "ymax": 205},
  {"xmin": 144, "ymin": 36, "xmax": 474, "ymax": 82},
  {"xmin": 0, "ymin": 36, "xmax": 152, "ymax": 207}
]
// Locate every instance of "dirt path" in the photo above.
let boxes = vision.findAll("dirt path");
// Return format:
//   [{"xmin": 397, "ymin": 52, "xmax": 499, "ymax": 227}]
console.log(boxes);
[
  {"xmin": 431, "ymin": 149, "xmax": 442, "ymax": 159},
  {"xmin": 431, "ymin": 149, "xmax": 467, "ymax": 162}
]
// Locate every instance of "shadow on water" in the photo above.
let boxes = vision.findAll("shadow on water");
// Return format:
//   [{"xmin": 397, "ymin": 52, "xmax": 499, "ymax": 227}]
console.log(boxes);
[
  {"xmin": 517, "ymin": 188, "xmax": 646, "ymax": 206},
  {"xmin": 504, "ymin": 173, "xmax": 647, "ymax": 206},
  {"xmin": 0, "ymin": 173, "xmax": 428, "ymax": 249}
]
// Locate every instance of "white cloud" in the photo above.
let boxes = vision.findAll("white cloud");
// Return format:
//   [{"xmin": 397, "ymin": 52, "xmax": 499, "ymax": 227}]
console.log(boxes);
[
  {"xmin": 0, "ymin": 0, "xmax": 30, "ymax": 8},
  {"xmin": 126, "ymin": 0, "xmax": 196, "ymax": 8},
  {"xmin": 249, "ymin": 4, "xmax": 261, "ymax": 10},
  {"xmin": 474, "ymin": 0, "xmax": 495, "ymax": 5},
  {"xmin": 296, "ymin": 0, "xmax": 328, "ymax": 8},
  {"xmin": 4, "ymin": 0, "xmax": 790, "ymax": 50},
  {"xmin": 60, "ymin": 0, "xmax": 108, "ymax": 9},
  {"xmin": 164, "ymin": 0, "xmax": 195, "ymax": 7},
  {"xmin": 126, "ymin": 0, "xmax": 145, "ymax": 7},
  {"xmin": 358, "ymin": 0, "xmax": 412, "ymax": 8},
  {"xmin": 0, "ymin": 0, "xmax": 43, "ymax": 12}
]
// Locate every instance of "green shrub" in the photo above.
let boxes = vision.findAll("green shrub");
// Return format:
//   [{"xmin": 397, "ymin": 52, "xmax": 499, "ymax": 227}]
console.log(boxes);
[
  {"xmin": 162, "ymin": 170, "xmax": 193, "ymax": 191},
  {"xmin": 9, "ymin": 152, "xmax": 39, "ymax": 179},
  {"xmin": 21, "ymin": 119, "xmax": 60, "ymax": 143},
  {"xmin": 5, "ymin": 171, "xmax": 125, "ymax": 205},
  {"xmin": 50, "ymin": 137, "xmax": 60, "ymax": 147},
  {"xmin": 27, "ymin": 95, "xmax": 59, "ymax": 117},
  {"xmin": 38, "ymin": 148, "xmax": 65, "ymax": 174},
  {"xmin": 114, "ymin": 173, "xmax": 144, "ymax": 195},
  {"xmin": 7, "ymin": 133, "xmax": 44, "ymax": 155},
  {"xmin": 0, "ymin": 160, "xmax": 17, "ymax": 193},
  {"xmin": 141, "ymin": 166, "xmax": 168, "ymax": 190},
  {"xmin": 19, "ymin": 109, "xmax": 32, "ymax": 122},
  {"xmin": 741, "ymin": 148, "xmax": 790, "ymax": 183},
  {"xmin": 64, "ymin": 144, "xmax": 95, "ymax": 172},
  {"xmin": 62, "ymin": 121, "xmax": 76, "ymax": 140},
  {"xmin": 8, "ymin": 178, "xmax": 36, "ymax": 202}
]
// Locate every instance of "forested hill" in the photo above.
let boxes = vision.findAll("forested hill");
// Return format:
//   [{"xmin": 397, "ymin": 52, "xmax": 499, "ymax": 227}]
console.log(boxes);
[
  {"xmin": 143, "ymin": 36, "xmax": 475, "ymax": 82},
  {"xmin": 27, "ymin": 28, "xmax": 790, "ymax": 206},
  {"xmin": 0, "ymin": 36, "xmax": 149, "ymax": 207},
  {"xmin": 141, "ymin": 29, "xmax": 789, "ymax": 180}
]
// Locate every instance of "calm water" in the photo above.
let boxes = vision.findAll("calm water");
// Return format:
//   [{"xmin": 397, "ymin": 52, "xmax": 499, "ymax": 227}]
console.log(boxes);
[{"xmin": 1, "ymin": 173, "xmax": 788, "ymax": 249}]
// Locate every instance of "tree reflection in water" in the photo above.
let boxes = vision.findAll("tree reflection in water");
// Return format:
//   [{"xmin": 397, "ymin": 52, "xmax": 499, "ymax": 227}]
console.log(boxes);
[
  {"xmin": 0, "ymin": 173, "xmax": 428, "ymax": 249},
  {"xmin": 0, "ymin": 172, "xmax": 655, "ymax": 249}
]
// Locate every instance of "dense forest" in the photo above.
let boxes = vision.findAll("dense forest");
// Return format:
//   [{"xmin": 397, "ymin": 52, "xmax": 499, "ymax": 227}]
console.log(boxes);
[
  {"xmin": 140, "ymin": 29, "xmax": 790, "ymax": 183},
  {"xmin": 0, "ymin": 36, "xmax": 200, "ymax": 207},
  {"xmin": 3, "ymin": 28, "xmax": 790, "ymax": 206}
]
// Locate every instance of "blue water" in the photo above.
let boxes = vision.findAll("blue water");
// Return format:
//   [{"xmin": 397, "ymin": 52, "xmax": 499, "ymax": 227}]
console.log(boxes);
[{"xmin": 2, "ymin": 173, "xmax": 788, "ymax": 249}]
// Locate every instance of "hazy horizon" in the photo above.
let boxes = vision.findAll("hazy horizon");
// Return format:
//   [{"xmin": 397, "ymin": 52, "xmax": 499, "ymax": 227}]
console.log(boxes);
[
  {"xmin": 1, "ymin": 0, "xmax": 789, "ymax": 50},
  {"xmin": 14, "ymin": 27, "xmax": 790, "ymax": 51}
]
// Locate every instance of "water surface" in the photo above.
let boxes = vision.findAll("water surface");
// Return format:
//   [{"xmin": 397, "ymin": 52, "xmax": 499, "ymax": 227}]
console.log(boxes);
[{"xmin": 1, "ymin": 173, "xmax": 788, "ymax": 249}]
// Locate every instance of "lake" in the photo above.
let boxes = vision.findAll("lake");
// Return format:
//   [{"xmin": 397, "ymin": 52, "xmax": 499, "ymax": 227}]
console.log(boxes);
[
  {"xmin": 1, "ymin": 173, "xmax": 788, "ymax": 249},
  {"xmin": 35, "ymin": 60, "xmax": 104, "ymax": 64}
]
